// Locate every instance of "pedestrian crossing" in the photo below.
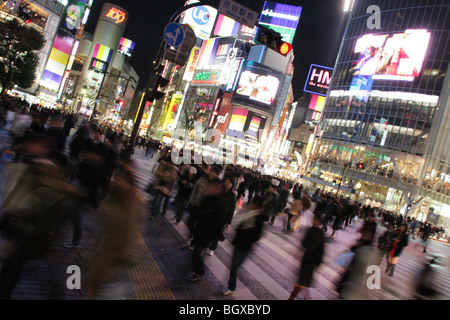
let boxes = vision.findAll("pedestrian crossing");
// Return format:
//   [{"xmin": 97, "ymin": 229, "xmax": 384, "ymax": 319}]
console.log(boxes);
[{"xmin": 130, "ymin": 149, "xmax": 450, "ymax": 300}]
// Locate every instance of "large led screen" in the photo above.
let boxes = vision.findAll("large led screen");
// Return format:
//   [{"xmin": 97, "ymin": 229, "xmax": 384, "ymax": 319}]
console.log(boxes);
[
  {"xmin": 350, "ymin": 29, "xmax": 431, "ymax": 81},
  {"xmin": 234, "ymin": 61, "xmax": 281, "ymax": 109},
  {"xmin": 258, "ymin": 1, "xmax": 302, "ymax": 44}
]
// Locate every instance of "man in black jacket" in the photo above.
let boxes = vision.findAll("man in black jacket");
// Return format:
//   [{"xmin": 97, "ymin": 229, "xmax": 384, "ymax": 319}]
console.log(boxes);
[
  {"xmin": 222, "ymin": 196, "xmax": 266, "ymax": 295},
  {"xmin": 189, "ymin": 180, "xmax": 226, "ymax": 282}
]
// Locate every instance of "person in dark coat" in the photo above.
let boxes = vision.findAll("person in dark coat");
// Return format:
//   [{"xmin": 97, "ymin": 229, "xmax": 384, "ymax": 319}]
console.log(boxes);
[
  {"xmin": 246, "ymin": 172, "xmax": 261, "ymax": 204},
  {"xmin": 173, "ymin": 166, "xmax": 196, "ymax": 225},
  {"xmin": 288, "ymin": 214, "xmax": 325, "ymax": 300},
  {"xmin": 189, "ymin": 180, "xmax": 226, "ymax": 282},
  {"xmin": 269, "ymin": 182, "xmax": 290, "ymax": 226},
  {"xmin": 351, "ymin": 212, "xmax": 378, "ymax": 251},
  {"xmin": 207, "ymin": 177, "xmax": 236, "ymax": 255},
  {"xmin": 330, "ymin": 201, "xmax": 345, "ymax": 238},
  {"xmin": 378, "ymin": 223, "xmax": 396, "ymax": 271},
  {"xmin": 222, "ymin": 196, "xmax": 266, "ymax": 295},
  {"xmin": 386, "ymin": 223, "xmax": 408, "ymax": 277},
  {"xmin": 262, "ymin": 183, "xmax": 278, "ymax": 222}
]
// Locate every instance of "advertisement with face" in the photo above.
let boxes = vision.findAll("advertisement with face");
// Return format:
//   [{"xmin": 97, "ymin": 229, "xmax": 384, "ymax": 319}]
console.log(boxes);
[
  {"xmin": 349, "ymin": 29, "xmax": 431, "ymax": 80},
  {"xmin": 234, "ymin": 61, "xmax": 281, "ymax": 110}
]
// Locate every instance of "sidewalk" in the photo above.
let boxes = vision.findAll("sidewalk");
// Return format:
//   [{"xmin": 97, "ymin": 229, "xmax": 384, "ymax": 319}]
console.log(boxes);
[{"xmin": 0, "ymin": 128, "xmax": 194, "ymax": 300}]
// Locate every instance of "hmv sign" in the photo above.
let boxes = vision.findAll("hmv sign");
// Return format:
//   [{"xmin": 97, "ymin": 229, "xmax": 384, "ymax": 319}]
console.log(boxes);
[{"xmin": 303, "ymin": 64, "xmax": 333, "ymax": 96}]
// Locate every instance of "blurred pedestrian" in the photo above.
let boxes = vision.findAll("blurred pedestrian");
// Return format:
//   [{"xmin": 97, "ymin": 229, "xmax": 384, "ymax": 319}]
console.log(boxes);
[
  {"xmin": 386, "ymin": 223, "xmax": 409, "ymax": 277},
  {"xmin": 173, "ymin": 165, "xmax": 196, "ymax": 225},
  {"xmin": 222, "ymin": 196, "xmax": 266, "ymax": 295},
  {"xmin": 330, "ymin": 201, "xmax": 345, "ymax": 239},
  {"xmin": 87, "ymin": 158, "xmax": 140, "ymax": 299},
  {"xmin": 150, "ymin": 157, "xmax": 179, "ymax": 220},
  {"xmin": 415, "ymin": 257, "xmax": 440, "ymax": 300},
  {"xmin": 377, "ymin": 223, "xmax": 396, "ymax": 270},
  {"xmin": 0, "ymin": 134, "xmax": 85, "ymax": 299},
  {"xmin": 189, "ymin": 180, "xmax": 227, "ymax": 282},
  {"xmin": 207, "ymin": 177, "xmax": 236, "ymax": 256},
  {"xmin": 187, "ymin": 165, "xmax": 220, "ymax": 248},
  {"xmin": 269, "ymin": 182, "xmax": 290, "ymax": 226},
  {"xmin": 67, "ymin": 124, "xmax": 90, "ymax": 181},
  {"xmin": 351, "ymin": 212, "xmax": 378, "ymax": 250},
  {"xmin": 421, "ymin": 223, "xmax": 432, "ymax": 253},
  {"xmin": 288, "ymin": 214, "xmax": 325, "ymax": 300}
]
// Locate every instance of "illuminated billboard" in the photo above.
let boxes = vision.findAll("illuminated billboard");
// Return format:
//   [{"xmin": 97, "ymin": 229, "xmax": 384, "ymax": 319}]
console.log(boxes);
[
  {"xmin": 183, "ymin": 46, "xmax": 201, "ymax": 81},
  {"xmin": 303, "ymin": 64, "xmax": 333, "ymax": 96},
  {"xmin": 41, "ymin": 0, "xmax": 87, "ymax": 88},
  {"xmin": 180, "ymin": 0, "xmax": 217, "ymax": 40},
  {"xmin": 226, "ymin": 108, "xmax": 267, "ymax": 142},
  {"xmin": 213, "ymin": 13, "xmax": 256, "ymax": 42},
  {"xmin": 308, "ymin": 94, "xmax": 326, "ymax": 122},
  {"xmin": 234, "ymin": 61, "xmax": 281, "ymax": 109},
  {"xmin": 197, "ymin": 36, "xmax": 237, "ymax": 68},
  {"xmin": 350, "ymin": 29, "xmax": 431, "ymax": 81},
  {"xmin": 258, "ymin": 2, "xmax": 302, "ymax": 44},
  {"xmin": 89, "ymin": 44, "xmax": 114, "ymax": 72},
  {"xmin": 118, "ymin": 37, "xmax": 135, "ymax": 56},
  {"xmin": 244, "ymin": 110, "xmax": 267, "ymax": 142}
]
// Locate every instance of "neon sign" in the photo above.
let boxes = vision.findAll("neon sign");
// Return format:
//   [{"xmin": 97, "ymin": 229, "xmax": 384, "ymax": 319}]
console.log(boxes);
[{"xmin": 105, "ymin": 7, "xmax": 126, "ymax": 23}]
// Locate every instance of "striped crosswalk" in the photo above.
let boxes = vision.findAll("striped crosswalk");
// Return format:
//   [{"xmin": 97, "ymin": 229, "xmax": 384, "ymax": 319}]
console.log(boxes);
[{"xmin": 130, "ymin": 149, "xmax": 450, "ymax": 300}]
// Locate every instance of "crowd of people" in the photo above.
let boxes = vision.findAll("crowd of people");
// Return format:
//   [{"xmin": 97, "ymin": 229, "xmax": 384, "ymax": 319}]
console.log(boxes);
[
  {"xmin": 0, "ymin": 96, "xmax": 446, "ymax": 300},
  {"xmin": 0, "ymin": 99, "xmax": 143, "ymax": 299}
]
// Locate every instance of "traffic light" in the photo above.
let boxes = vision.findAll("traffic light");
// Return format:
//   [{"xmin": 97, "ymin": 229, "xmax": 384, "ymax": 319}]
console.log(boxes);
[
  {"xmin": 116, "ymin": 100, "xmax": 124, "ymax": 106},
  {"xmin": 279, "ymin": 42, "xmax": 293, "ymax": 56},
  {"xmin": 18, "ymin": 6, "xmax": 32, "ymax": 24},
  {"xmin": 255, "ymin": 25, "xmax": 293, "ymax": 56},
  {"xmin": 146, "ymin": 74, "xmax": 169, "ymax": 102}
]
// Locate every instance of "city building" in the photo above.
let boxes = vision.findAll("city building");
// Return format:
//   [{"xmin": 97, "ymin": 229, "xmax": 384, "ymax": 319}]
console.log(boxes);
[
  {"xmin": 144, "ymin": 1, "xmax": 300, "ymax": 169},
  {"xmin": 69, "ymin": 2, "xmax": 138, "ymax": 124},
  {"xmin": 303, "ymin": 0, "xmax": 450, "ymax": 226},
  {"xmin": 0, "ymin": 0, "xmax": 81, "ymax": 103}
]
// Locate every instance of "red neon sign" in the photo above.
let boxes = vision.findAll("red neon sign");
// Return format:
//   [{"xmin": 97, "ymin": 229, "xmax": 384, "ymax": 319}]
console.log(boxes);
[{"xmin": 105, "ymin": 7, "xmax": 126, "ymax": 24}]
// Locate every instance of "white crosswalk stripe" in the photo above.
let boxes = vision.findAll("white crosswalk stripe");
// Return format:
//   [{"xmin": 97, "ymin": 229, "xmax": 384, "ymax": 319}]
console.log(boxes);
[{"xmin": 130, "ymin": 149, "xmax": 450, "ymax": 300}]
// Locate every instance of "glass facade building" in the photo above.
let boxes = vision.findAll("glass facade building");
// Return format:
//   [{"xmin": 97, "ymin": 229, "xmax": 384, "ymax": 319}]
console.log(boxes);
[{"xmin": 305, "ymin": 0, "xmax": 450, "ymax": 223}]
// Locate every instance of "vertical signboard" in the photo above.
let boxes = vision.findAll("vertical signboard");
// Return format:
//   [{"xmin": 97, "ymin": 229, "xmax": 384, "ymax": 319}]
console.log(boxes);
[
  {"xmin": 42, "ymin": 0, "xmax": 87, "ymax": 88},
  {"xmin": 213, "ymin": 92, "xmax": 233, "ymax": 135},
  {"xmin": 183, "ymin": 46, "xmax": 201, "ymax": 81}
]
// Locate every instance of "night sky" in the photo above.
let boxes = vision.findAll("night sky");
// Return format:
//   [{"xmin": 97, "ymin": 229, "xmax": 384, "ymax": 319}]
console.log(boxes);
[{"xmin": 84, "ymin": 0, "xmax": 349, "ymax": 101}]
